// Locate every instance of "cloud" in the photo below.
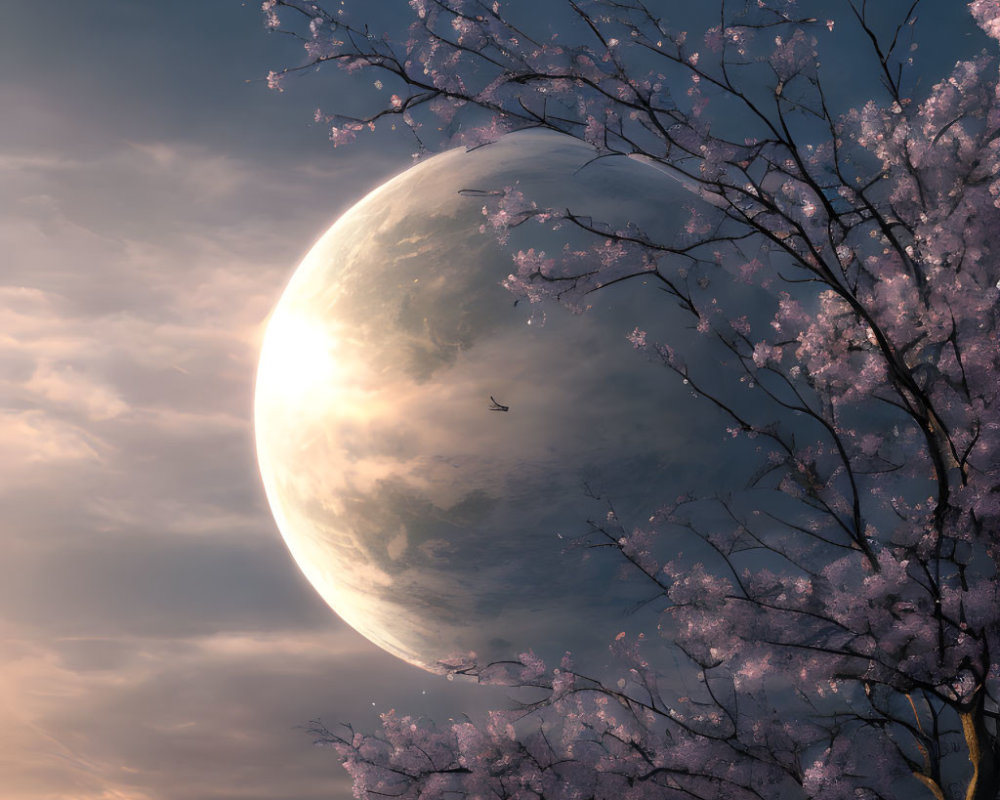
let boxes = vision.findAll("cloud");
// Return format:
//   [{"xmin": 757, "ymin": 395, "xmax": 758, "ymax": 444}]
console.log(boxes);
[
  {"xmin": 0, "ymin": 53, "xmax": 535, "ymax": 796},
  {"xmin": 0, "ymin": 621, "xmax": 511, "ymax": 800},
  {"xmin": 0, "ymin": 125, "xmax": 415, "ymax": 798},
  {"xmin": 25, "ymin": 363, "xmax": 130, "ymax": 421},
  {"xmin": 0, "ymin": 7, "xmax": 449, "ymax": 797},
  {"xmin": 1, "ymin": 138, "xmax": 287, "ymax": 496},
  {"xmin": 0, "ymin": 626, "xmax": 356, "ymax": 800}
]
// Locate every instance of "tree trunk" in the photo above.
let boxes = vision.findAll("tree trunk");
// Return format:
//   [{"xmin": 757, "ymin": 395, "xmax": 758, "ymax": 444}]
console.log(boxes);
[{"xmin": 963, "ymin": 703, "xmax": 1000, "ymax": 800}]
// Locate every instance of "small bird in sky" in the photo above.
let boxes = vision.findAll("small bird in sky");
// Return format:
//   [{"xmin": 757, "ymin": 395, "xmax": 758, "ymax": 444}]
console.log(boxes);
[{"xmin": 489, "ymin": 396, "xmax": 509, "ymax": 412}]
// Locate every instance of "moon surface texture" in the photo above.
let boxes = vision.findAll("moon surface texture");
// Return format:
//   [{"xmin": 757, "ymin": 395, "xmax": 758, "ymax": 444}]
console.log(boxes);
[{"xmin": 255, "ymin": 130, "xmax": 721, "ymax": 673}]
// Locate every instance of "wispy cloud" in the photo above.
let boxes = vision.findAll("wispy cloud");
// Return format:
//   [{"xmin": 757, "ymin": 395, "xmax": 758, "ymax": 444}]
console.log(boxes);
[
  {"xmin": 0, "ymin": 122, "xmax": 419, "ymax": 797},
  {"xmin": 0, "ymin": 6, "xmax": 447, "ymax": 791}
]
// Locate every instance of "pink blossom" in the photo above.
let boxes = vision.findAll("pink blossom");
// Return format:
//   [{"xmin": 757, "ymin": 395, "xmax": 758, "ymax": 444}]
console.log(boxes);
[
  {"xmin": 971, "ymin": 0, "xmax": 1000, "ymax": 40},
  {"xmin": 272, "ymin": 2, "xmax": 1000, "ymax": 796},
  {"xmin": 265, "ymin": 69, "xmax": 284, "ymax": 92},
  {"xmin": 626, "ymin": 328, "xmax": 647, "ymax": 348}
]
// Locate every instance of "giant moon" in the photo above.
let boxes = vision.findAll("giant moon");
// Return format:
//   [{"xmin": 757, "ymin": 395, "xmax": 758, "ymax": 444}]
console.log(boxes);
[{"xmin": 255, "ymin": 130, "xmax": 725, "ymax": 673}]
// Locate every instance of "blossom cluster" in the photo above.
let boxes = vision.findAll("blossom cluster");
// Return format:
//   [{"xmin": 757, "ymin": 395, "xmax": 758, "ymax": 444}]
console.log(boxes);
[{"xmin": 264, "ymin": 1, "xmax": 1000, "ymax": 797}]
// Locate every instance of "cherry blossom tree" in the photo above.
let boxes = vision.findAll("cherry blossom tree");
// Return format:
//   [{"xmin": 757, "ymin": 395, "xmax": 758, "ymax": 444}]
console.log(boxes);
[{"xmin": 262, "ymin": 0, "xmax": 1000, "ymax": 797}]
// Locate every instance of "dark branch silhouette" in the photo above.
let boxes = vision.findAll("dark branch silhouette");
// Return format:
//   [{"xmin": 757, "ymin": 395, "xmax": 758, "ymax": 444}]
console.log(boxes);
[{"xmin": 261, "ymin": 1, "xmax": 1000, "ymax": 797}]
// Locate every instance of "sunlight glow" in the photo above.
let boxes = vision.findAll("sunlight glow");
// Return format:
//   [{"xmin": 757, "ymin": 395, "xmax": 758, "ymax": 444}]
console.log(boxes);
[{"xmin": 257, "ymin": 309, "xmax": 341, "ymax": 404}]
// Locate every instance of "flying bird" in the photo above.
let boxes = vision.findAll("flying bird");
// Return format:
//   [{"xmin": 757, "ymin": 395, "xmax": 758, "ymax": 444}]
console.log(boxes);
[{"xmin": 489, "ymin": 396, "xmax": 510, "ymax": 412}]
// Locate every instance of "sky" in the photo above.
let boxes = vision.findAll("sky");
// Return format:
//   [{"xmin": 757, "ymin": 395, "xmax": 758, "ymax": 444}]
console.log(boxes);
[
  {"xmin": 0, "ymin": 2, "xmax": 990, "ymax": 799},
  {"xmin": 0, "ymin": 3, "xmax": 504, "ymax": 799}
]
